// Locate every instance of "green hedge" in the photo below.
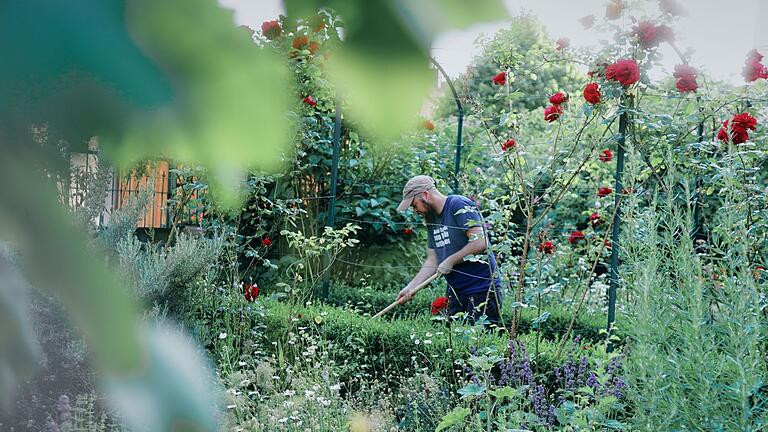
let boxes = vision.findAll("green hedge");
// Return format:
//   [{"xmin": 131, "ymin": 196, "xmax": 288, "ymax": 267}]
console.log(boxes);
[
  {"xmin": 260, "ymin": 299, "xmax": 596, "ymax": 387},
  {"xmin": 324, "ymin": 284, "xmax": 619, "ymax": 342}
]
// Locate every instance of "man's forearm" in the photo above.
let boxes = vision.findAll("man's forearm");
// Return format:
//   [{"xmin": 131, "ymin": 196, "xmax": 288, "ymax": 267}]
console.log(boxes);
[{"xmin": 405, "ymin": 261, "xmax": 438, "ymax": 290}]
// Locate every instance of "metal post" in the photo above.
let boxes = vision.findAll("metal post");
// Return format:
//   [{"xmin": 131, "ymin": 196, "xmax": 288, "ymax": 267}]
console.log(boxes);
[
  {"xmin": 319, "ymin": 106, "xmax": 341, "ymax": 299},
  {"xmin": 430, "ymin": 58, "xmax": 464, "ymax": 194},
  {"xmin": 607, "ymin": 106, "xmax": 628, "ymax": 351}
]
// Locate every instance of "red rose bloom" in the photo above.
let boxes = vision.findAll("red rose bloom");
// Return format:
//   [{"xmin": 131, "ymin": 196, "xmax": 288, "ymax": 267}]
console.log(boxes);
[
  {"xmin": 632, "ymin": 21, "xmax": 674, "ymax": 49},
  {"xmin": 262, "ymin": 237, "xmax": 272, "ymax": 247},
  {"xmin": 544, "ymin": 104, "xmax": 563, "ymax": 122},
  {"xmin": 308, "ymin": 41, "xmax": 320, "ymax": 54},
  {"xmin": 589, "ymin": 212, "xmax": 602, "ymax": 226},
  {"xmin": 431, "ymin": 296, "xmax": 448, "ymax": 315},
  {"xmin": 403, "ymin": 228, "xmax": 414, "ymax": 235},
  {"xmin": 424, "ymin": 120, "xmax": 435, "ymax": 130},
  {"xmin": 292, "ymin": 35, "xmax": 309, "ymax": 50},
  {"xmin": 539, "ymin": 241, "xmax": 555, "ymax": 254},
  {"xmin": 605, "ymin": 59, "xmax": 640, "ymax": 87},
  {"xmin": 673, "ymin": 64, "xmax": 698, "ymax": 93},
  {"xmin": 555, "ymin": 38, "xmax": 570, "ymax": 51},
  {"xmin": 583, "ymin": 83, "xmax": 601, "ymax": 105},
  {"xmin": 579, "ymin": 15, "xmax": 596, "ymax": 29},
  {"xmin": 742, "ymin": 50, "xmax": 768, "ymax": 83},
  {"xmin": 568, "ymin": 230, "xmax": 586, "ymax": 245},
  {"xmin": 599, "ymin": 148, "xmax": 613, "ymax": 162},
  {"xmin": 244, "ymin": 283, "xmax": 260, "ymax": 301},
  {"xmin": 501, "ymin": 139, "xmax": 517, "ymax": 151},
  {"xmin": 549, "ymin": 92, "xmax": 568, "ymax": 105},
  {"xmin": 597, "ymin": 187, "xmax": 613, "ymax": 197},
  {"xmin": 303, "ymin": 95, "xmax": 317, "ymax": 106},
  {"xmin": 604, "ymin": 239, "xmax": 612, "ymax": 249},
  {"xmin": 605, "ymin": 0, "xmax": 624, "ymax": 20},
  {"xmin": 261, "ymin": 20, "xmax": 282, "ymax": 40},
  {"xmin": 718, "ymin": 112, "xmax": 758, "ymax": 144},
  {"xmin": 492, "ymin": 71, "xmax": 507, "ymax": 86}
]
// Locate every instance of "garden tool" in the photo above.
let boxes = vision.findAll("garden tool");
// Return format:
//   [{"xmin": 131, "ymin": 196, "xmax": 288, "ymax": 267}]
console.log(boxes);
[{"xmin": 372, "ymin": 272, "xmax": 440, "ymax": 318}]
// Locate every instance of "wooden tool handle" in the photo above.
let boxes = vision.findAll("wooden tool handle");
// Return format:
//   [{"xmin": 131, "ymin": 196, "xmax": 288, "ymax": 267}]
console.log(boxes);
[{"xmin": 372, "ymin": 272, "xmax": 440, "ymax": 318}]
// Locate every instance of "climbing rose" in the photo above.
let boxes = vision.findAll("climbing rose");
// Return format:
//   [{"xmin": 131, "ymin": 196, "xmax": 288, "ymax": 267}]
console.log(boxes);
[
  {"xmin": 431, "ymin": 296, "xmax": 448, "ymax": 315},
  {"xmin": 673, "ymin": 64, "xmax": 698, "ymax": 93},
  {"xmin": 261, "ymin": 20, "xmax": 282, "ymax": 40},
  {"xmin": 501, "ymin": 139, "xmax": 517, "ymax": 151},
  {"xmin": 605, "ymin": 0, "xmax": 624, "ymax": 20},
  {"xmin": 597, "ymin": 187, "xmax": 613, "ymax": 197},
  {"xmin": 605, "ymin": 59, "xmax": 640, "ymax": 87},
  {"xmin": 403, "ymin": 228, "xmax": 414, "ymax": 235},
  {"xmin": 555, "ymin": 38, "xmax": 570, "ymax": 51},
  {"xmin": 303, "ymin": 95, "xmax": 317, "ymax": 106},
  {"xmin": 599, "ymin": 148, "xmax": 613, "ymax": 162},
  {"xmin": 579, "ymin": 15, "xmax": 596, "ymax": 29},
  {"xmin": 539, "ymin": 241, "xmax": 555, "ymax": 254},
  {"xmin": 544, "ymin": 104, "xmax": 563, "ymax": 122},
  {"xmin": 549, "ymin": 92, "xmax": 568, "ymax": 105},
  {"xmin": 589, "ymin": 212, "xmax": 602, "ymax": 226},
  {"xmin": 742, "ymin": 50, "xmax": 768, "ymax": 83},
  {"xmin": 632, "ymin": 21, "xmax": 674, "ymax": 49},
  {"xmin": 583, "ymin": 83, "xmax": 601, "ymax": 105},
  {"xmin": 424, "ymin": 120, "xmax": 435, "ymax": 130},
  {"xmin": 568, "ymin": 231, "xmax": 586, "ymax": 245},
  {"xmin": 492, "ymin": 71, "xmax": 507, "ymax": 85},
  {"xmin": 244, "ymin": 283, "xmax": 260, "ymax": 301},
  {"xmin": 262, "ymin": 237, "xmax": 273, "ymax": 247},
  {"xmin": 718, "ymin": 112, "xmax": 757, "ymax": 144}
]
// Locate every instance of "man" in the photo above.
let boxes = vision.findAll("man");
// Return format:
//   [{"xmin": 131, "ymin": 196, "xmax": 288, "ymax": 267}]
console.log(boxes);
[{"xmin": 395, "ymin": 175, "xmax": 503, "ymax": 325}]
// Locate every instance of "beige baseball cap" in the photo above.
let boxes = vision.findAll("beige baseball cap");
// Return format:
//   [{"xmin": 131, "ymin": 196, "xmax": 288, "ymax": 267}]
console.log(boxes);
[{"xmin": 397, "ymin": 175, "xmax": 436, "ymax": 212}]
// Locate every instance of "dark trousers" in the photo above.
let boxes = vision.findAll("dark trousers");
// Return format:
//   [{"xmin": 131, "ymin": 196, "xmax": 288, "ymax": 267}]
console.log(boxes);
[{"xmin": 446, "ymin": 287, "xmax": 503, "ymax": 326}]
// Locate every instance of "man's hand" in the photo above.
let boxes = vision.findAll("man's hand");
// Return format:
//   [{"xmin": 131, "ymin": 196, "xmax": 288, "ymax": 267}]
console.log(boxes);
[
  {"xmin": 397, "ymin": 287, "xmax": 414, "ymax": 303},
  {"xmin": 437, "ymin": 259, "xmax": 455, "ymax": 275}
]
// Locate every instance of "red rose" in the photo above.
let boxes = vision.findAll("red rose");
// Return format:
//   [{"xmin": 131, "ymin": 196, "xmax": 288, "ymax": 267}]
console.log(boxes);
[
  {"xmin": 539, "ymin": 241, "xmax": 555, "ymax": 254},
  {"xmin": 589, "ymin": 212, "xmax": 602, "ymax": 226},
  {"xmin": 579, "ymin": 15, "xmax": 596, "ymax": 29},
  {"xmin": 568, "ymin": 230, "xmax": 586, "ymax": 245},
  {"xmin": 555, "ymin": 38, "xmax": 569, "ymax": 51},
  {"xmin": 742, "ymin": 50, "xmax": 768, "ymax": 82},
  {"xmin": 605, "ymin": 59, "xmax": 640, "ymax": 87},
  {"xmin": 544, "ymin": 104, "xmax": 563, "ymax": 122},
  {"xmin": 659, "ymin": 0, "xmax": 686, "ymax": 16},
  {"xmin": 262, "ymin": 237, "xmax": 272, "ymax": 247},
  {"xmin": 605, "ymin": 0, "xmax": 624, "ymax": 20},
  {"xmin": 308, "ymin": 41, "xmax": 320, "ymax": 54},
  {"xmin": 244, "ymin": 283, "xmax": 260, "ymax": 301},
  {"xmin": 673, "ymin": 64, "xmax": 698, "ymax": 93},
  {"xmin": 431, "ymin": 296, "xmax": 448, "ymax": 315},
  {"xmin": 492, "ymin": 71, "xmax": 507, "ymax": 86},
  {"xmin": 597, "ymin": 187, "xmax": 613, "ymax": 197},
  {"xmin": 292, "ymin": 35, "xmax": 309, "ymax": 50},
  {"xmin": 309, "ymin": 14, "xmax": 326, "ymax": 33},
  {"xmin": 632, "ymin": 21, "xmax": 674, "ymax": 49},
  {"xmin": 501, "ymin": 139, "xmax": 517, "ymax": 151},
  {"xmin": 718, "ymin": 113, "xmax": 757, "ymax": 144},
  {"xmin": 424, "ymin": 120, "xmax": 435, "ymax": 130},
  {"xmin": 604, "ymin": 239, "xmax": 612, "ymax": 249},
  {"xmin": 303, "ymin": 95, "xmax": 317, "ymax": 106},
  {"xmin": 549, "ymin": 92, "xmax": 568, "ymax": 105},
  {"xmin": 583, "ymin": 83, "xmax": 602, "ymax": 105},
  {"xmin": 599, "ymin": 148, "xmax": 613, "ymax": 162},
  {"xmin": 261, "ymin": 20, "xmax": 282, "ymax": 40},
  {"xmin": 403, "ymin": 228, "xmax": 414, "ymax": 235}
]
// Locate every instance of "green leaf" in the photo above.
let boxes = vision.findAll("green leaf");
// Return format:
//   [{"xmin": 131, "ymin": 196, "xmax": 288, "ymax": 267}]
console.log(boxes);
[
  {"xmin": 457, "ymin": 382, "xmax": 487, "ymax": 398},
  {"xmin": 489, "ymin": 386, "xmax": 519, "ymax": 400},
  {"xmin": 435, "ymin": 406, "xmax": 471, "ymax": 432}
]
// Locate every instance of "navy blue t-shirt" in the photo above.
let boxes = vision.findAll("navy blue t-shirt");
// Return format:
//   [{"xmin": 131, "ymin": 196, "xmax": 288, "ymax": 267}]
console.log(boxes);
[{"xmin": 427, "ymin": 195, "xmax": 500, "ymax": 296}]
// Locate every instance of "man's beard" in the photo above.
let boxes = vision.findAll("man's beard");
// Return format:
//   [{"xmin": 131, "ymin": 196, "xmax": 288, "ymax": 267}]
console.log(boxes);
[{"xmin": 422, "ymin": 201, "xmax": 439, "ymax": 220}]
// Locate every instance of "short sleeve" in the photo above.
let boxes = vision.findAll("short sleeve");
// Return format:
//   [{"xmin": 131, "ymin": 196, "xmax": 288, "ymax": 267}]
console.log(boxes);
[{"xmin": 452, "ymin": 196, "xmax": 483, "ymax": 232}]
